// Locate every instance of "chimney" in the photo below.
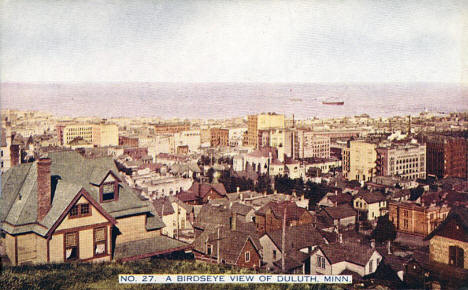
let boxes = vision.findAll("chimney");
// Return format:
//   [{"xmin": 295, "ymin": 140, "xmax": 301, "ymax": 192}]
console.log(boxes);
[
  {"xmin": 10, "ymin": 144, "xmax": 20, "ymax": 166},
  {"xmin": 339, "ymin": 233, "xmax": 343, "ymax": 244},
  {"xmin": 37, "ymin": 158, "xmax": 52, "ymax": 221},
  {"xmin": 237, "ymin": 186, "xmax": 240, "ymax": 193},
  {"xmin": 387, "ymin": 240, "xmax": 392, "ymax": 255},
  {"xmin": 240, "ymin": 192, "xmax": 244, "ymax": 202},
  {"xmin": 371, "ymin": 239, "xmax": 375, "ymax": 249},
  {"xmin": 230, "ymin": 213, "xmax": 237, "ymax": 231}
]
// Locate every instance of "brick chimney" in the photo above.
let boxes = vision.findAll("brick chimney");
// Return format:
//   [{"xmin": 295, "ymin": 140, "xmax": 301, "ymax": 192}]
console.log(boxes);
[{"xmin": 37, "ymin": 158, "xmax": 52, "ymax": 221}]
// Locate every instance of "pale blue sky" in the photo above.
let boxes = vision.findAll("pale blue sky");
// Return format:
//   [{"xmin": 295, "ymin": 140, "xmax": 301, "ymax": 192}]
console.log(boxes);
[{"xmin": 1, "ymin": 0, "xmax": 466, "ymax": 83}]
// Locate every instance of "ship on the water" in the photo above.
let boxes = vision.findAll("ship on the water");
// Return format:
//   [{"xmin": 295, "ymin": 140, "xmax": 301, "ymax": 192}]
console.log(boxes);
[{"xmin": 322, "ymin": 100, "xmax": 344, "ymax": 105}]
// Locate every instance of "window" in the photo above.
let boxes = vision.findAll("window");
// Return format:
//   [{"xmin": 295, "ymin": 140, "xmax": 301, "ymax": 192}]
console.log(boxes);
[
  {"xmin": 273, "ymin": 250, "xmax": 277, "ymax": 260},
  {"xmin": 449, "ymin": 246, "xmax": 464, "ymax": 268},
  {"xmin": 94, "ymin": 227, "xmax": 107, "ymax": 256},
  {"xmin": 369, "ymin": 260, "xmax": 374, "ymax": 272},
  {"xmin": 65, "ymin": 232, "xmax": 79, "ymax": 261},
  {"xmin": 317, "ymin": 255, "xmax": 326, "ymax": 269},
  {"xmin": 69, "ymin": 204, "xmax": 91, "ymax": 218},
  {"xmin": 101, "ymin": 182, "xmax": 118, "ymax": 202},
  {"xmin": 207, "ymin": 244, "xmax": 213, "ymax": 256},
  {"xmin": 245, "ymin": 251, "xmax": 250, "ymax": 262}
]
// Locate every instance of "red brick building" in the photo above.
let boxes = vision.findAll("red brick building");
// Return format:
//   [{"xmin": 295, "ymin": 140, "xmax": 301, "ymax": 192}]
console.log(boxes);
[
  {"xmin": 210, "ymin": 128, "xmax": 229, "ymax": 147},
  {"xmin": 119, "ymin": 136, "xmax": 139, "ymax": 147},
  {"xmin": 421, "ymin": 135, "xmax": 467, "ymax": 178}
]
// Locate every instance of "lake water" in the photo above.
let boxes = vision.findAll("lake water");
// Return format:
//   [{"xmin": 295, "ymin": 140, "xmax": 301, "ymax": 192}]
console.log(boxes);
[{"xmin": 1, "ymin": 82, "xmax": 467, "ymax": 119}]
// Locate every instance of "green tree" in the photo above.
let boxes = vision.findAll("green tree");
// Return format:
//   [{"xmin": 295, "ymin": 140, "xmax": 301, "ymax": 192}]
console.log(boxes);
[{"xmin": 371, "ymin": 214, "xmax": 397, "ymax": 244}]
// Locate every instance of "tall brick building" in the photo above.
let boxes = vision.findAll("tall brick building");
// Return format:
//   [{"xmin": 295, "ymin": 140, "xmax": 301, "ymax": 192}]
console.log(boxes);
[
  {"xmin": 209, "ymin": 128, "xmax": 229, "ymax": 147},
  {"xmin": 420, "ymin": 135, "xmax": 467, "ymax": 179}
]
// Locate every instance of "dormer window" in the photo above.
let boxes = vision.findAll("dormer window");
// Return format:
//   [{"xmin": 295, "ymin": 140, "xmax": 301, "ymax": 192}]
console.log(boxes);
[{"xmin": 100, "ymin": 182, "xmax": 119, "ymax": 202}]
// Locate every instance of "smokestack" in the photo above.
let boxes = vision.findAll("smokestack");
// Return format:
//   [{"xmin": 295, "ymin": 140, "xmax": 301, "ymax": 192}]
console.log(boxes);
[{"xmin": 37, "ymin": 158, "xmax": 52, "ymax": 221}]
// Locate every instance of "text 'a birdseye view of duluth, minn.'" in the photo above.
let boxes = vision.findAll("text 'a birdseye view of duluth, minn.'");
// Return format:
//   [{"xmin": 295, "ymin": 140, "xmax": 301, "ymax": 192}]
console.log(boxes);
[{"xmin": 0, "ymin": 81, "xmax": 467, "ymax": 289}]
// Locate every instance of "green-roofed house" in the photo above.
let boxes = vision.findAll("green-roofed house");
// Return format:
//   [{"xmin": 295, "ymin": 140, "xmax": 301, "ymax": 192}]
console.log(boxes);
[{"xmin": 0, "ymin": 151, "xmax": 188, "ymax": 265}]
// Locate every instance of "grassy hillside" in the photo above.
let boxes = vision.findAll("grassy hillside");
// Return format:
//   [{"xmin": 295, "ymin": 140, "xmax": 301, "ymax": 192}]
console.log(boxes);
[{"xmin": 0, "ymin": 258, "xmax": 341, "ymax": 290}]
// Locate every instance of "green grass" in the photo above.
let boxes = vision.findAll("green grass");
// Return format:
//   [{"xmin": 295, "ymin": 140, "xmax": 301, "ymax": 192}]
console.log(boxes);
[{"xmin": 0, "ymin": 258, "xmax": 343, "ymax": 290}]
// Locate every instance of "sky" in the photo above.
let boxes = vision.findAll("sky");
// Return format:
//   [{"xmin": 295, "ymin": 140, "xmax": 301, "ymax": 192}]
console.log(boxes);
[{"xmin": 1, "ymin": 0, "xmax": 467, "ymax": 83}]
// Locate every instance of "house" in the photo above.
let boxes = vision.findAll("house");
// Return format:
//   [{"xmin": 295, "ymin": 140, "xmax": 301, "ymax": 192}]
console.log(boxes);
[
  {"xmin": 152, "ymin": 196, "xmax": 193, "ymax": 239},
  {"xmin": 259, "ymin": 224, "xmax": 331, "ymax": 272},
  {"xmin": 192, "ymin": 226, "xmax": 262, "ymax": 269},
  {"xmin": 353, "ymin": 191, "xmax": 387, "ymax": 221},
  {"xmin": 317, "ymin": 204, "xmax": 357, "ymax": 229},
  {"xmin": 424, "ymin": 207, "xmax": 468, "ymax": 269},
  {"xmin": 317, "ymin": 191, "xmax": 352, "ymax": 207},
  {"xmin": 254, "ymin": 201, "xmax": 314, "ymax": 234},
  {"xmin": 176, "ymin": 182, "xmax": 227, "ymax": 205},
  {"xmin": 0, "ymin": 151, "xmax": 188, "ymax": 265},
  {"xmin": 192, "ymin": 202, "xmax": 256, "ymax": 238},
  {"xmin": 308, "ymin": 243, "xmax": 383, "ymax": 277}
]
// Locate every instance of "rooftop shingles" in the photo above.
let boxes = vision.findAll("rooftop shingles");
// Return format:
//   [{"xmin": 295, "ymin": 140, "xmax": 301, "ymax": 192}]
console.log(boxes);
[{"xmin": 114, "ymin": 236, "xmax": 189, "ymax": 261}]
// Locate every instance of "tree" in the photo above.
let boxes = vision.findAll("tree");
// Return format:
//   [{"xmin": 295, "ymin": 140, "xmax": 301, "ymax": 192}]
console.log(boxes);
[
  {"xmin": 371, "ymin": 214, "xmax": 397, "ymax": 244},
  {"xmin": 409, "ymin": 186, "xmax": 424, "ymax": 201},
  {"xmin": 207, "ymin": 168, "xmax": 215, "ymax": 183}
]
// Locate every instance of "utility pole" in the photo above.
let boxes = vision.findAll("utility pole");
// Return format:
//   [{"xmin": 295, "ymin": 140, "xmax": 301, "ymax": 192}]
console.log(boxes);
[
  {"xmin": 217, "ymin": 227, "xmax": 221, "ymax": 264},
  {"xmin": 281, "ymin": 205, "xmax": 287, "ymax": 272}
]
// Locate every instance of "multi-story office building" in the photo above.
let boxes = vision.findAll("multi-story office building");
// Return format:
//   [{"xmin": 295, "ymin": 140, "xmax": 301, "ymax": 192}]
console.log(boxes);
[
  {"xmin": 376, "ymin": 143, "xmax": 426, "ymax": 180},
  {"xmin": 153, "ymin": 122, "xmax": 190, "ymax": 134},
  {"xmin": 343, "ymin": 140, "xmax": 377, "ymax": 182},
  {"xmin": 58, "ymin": 123, "xmax": 119, "ymax": 147},
  {"xmin": 247, "ymin": 113, "xmax": 284, "ymax": 148},
  {"xmin": 296, "ymin": 130, "xmax": 330, "ymax": 159},
  {"xmin": 420, "ymin": 135, "xmax": 467, "ymax": 178},
  {"xmin": 174, "ymin": 130, "xmax": 201, "ymax": 152},
  {"xmin": 210, "ymin": 128, "xmax": 229, "ymax": 147}
]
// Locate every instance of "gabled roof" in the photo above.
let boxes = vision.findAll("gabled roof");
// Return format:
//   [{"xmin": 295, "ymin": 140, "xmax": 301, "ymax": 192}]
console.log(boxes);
[
  {"xmin": 255, "ymin": 201, "xmax": 310, "ymax": 222},
  {"xmin": 45, "ymin": 188, "xmax": 117, "ymax": 236},
  {"xmin": 424, "ymin": 207, "xmax": 468, "ymax": 241},
  {"xmin": 1, "ymin": 151, "xmax": 164, "ymax": 236},
  {"xmin": 314, "ymin": 243, "xmax": 378, "ymax": 266},
  {"xmin": 262, "ymin": 223, "xmax": 328, "ymax": 253},
  {"xmin": 321, "ymin": 204, "xmax": 357, "ymax": 220},
  {"xmin": 152, "ymin": 197, "xmax": 175, "ymax": 216},
  {"xmin": 355, "ymin": 191, "xmax": 386, "ymax": 204},
  {"xmin": 192, "ymin": 227, "xmax": 262, "ymax": 265},
  {"xmin": 176, "ymin": 182, "xmax": 227, "ymax": 202}
]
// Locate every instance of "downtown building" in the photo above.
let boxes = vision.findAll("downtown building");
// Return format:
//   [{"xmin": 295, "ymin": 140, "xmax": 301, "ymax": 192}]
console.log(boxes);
[
  {"xmin": 57, "ymin": 123, "xmax": 119, "ymax": 147},
  {"xmin": 376, "ymin": 143, "xmax": 426, "ymax": 180},
  {"xmin": 247, "ymin": 113, "xmax": 285, "ymax": 149},
  {"xmin": 343, "ymin": 140, "xmax": 377, "ymax": 182},
  {"xmin": 419, "ymin": 135, "xmax": 467, "ymax": 179}
]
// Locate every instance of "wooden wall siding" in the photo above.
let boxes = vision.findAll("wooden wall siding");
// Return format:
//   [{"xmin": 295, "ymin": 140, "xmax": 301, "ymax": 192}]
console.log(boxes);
[
  {"xmin": 49, "ymin": 234, "xmax": 64, "ymax": 263},
  {"xmin": 17, "ymin": 233, "xmax": 37, "ymax": 264},
  {"xmin": 115, "ymin": 214, "xmax": 159, "ymax": 245},
  {"xmin": 430, "ymin": 236, "xmax": 468, "ymax": 269},
  {"xmin": 309, "ymin": 250, "xmax": 332, "ymax": 275},
  {"xmin": 36, "ymin": 235, "xmax": 48, "ymax": 263},
  {"xmin": 5, "ymin": 233, "xmax": 16, "ymax": 265},
  {"xmin": 55, "ymin": 197, "xmax": 108, "ymax": 232},
  {"xmin": 79, "ymin": 228, "xmax": 94, "ymax": 260},
  {"xmin": 236, "ymin": 239, "xmax": 261, "ymax": 269}
]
